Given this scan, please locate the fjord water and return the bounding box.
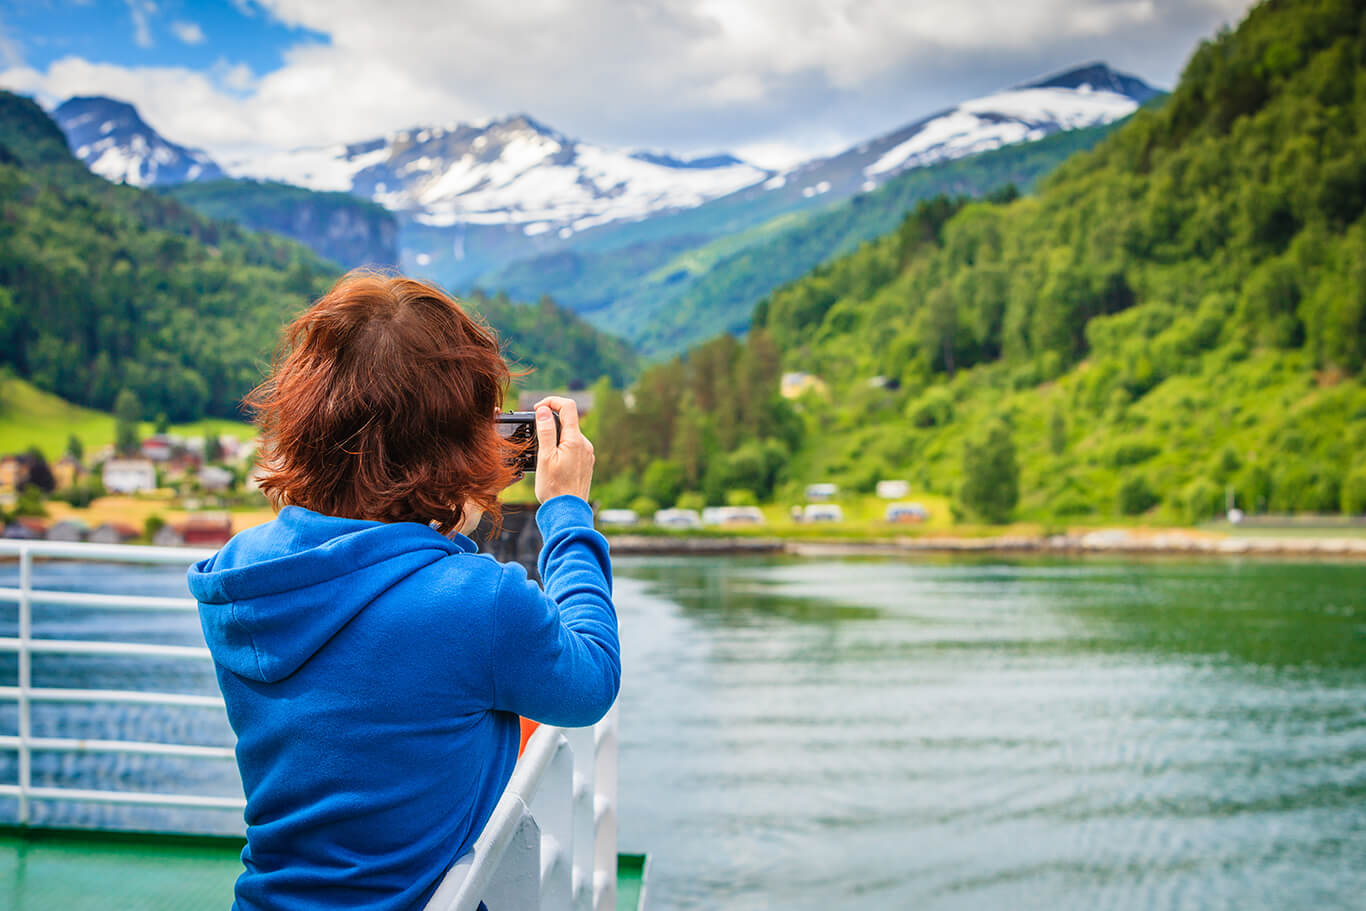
[2,556,1364,909]
[611,556,1366,910]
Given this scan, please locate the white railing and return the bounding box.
[424,710,619,911]
[0,539,620,911]
[0,539,231,822]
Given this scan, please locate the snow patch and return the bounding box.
[864,86,1137,180]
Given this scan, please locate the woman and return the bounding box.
[187,271,619,910]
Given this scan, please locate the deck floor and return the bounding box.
[1,827,645,910]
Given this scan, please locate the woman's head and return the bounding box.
[247,270,522,535]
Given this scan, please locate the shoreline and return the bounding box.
[607,529,1366,560]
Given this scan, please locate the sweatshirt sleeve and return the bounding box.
[489,495,620,727]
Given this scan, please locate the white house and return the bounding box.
[102,458,157,494]
[805,483,839,501]
[198,465,234,491]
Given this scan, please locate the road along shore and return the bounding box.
[607,528,1366,560]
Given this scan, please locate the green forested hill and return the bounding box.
[163,179,399,270]
[0,91,335,422]
[0,92,636,428]
[591,0,1366,523]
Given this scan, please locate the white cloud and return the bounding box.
[125,0,158,49]
[3,0,1258,163]
[0,15,24,70]
[171,21,206,46]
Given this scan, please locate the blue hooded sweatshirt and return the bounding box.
[186,495,619,911]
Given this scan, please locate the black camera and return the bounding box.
[495,411,562,473]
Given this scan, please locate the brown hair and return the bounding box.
[246,270,524,535]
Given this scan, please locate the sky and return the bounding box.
[0,0,1257,169]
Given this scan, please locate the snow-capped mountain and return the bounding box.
[229,115,771,237]
[52,96,224,187]
[763,62,1156,204]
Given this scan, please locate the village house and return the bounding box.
[198,465,234,492]
[159,512,234,548]
[89,522,139,545]
[140,435,173,462]
[47,519,89,542]
[53,455,83,490]
[3,517,48,539]
[102,458,157,494]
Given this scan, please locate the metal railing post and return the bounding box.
[530,733,575,908]
[566,725,596,911]
[593,707,619,911]
[16,544,31,825]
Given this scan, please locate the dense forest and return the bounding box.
[0,93,637,426]
[592,0,1366,522]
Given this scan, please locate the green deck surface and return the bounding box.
[1,827,647,910]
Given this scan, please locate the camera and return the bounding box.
[496,411,561,473]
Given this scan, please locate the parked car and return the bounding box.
[702,506,765,525]
[654,508,702,529]
[803,504,844,522]
[885,502,930,523]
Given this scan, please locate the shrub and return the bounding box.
[1051,492,1093,517]
[907,387,954,428]
[724,489,758,507]
[1182,476,1224,522]
[1341,468,1366,515]
[1110,441,1161,467]
[675,491,706,511]
[1117,474,1160,515]
[629,496,660,518]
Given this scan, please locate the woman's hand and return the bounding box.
[534,396,594,503]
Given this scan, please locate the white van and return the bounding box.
[803,504,844,522]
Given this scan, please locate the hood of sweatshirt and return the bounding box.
[187,505,477,683]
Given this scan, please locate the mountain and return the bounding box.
[0,91,637,427]
[587,0,1366,521]
[229,114,770,251]
[727,62,1152,214]
[485,63,1157,354]
[52,95,225,187]
[162,179,400,270]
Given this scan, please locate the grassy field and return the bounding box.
[0,377,256,461]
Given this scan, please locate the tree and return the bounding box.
[24,446,54,492]
[641,459,684,507]
[65,433,83,462]
[1049,406,1067,456]
[114,388,142,456]
[154,412,170,435]
[959,421,1019,523]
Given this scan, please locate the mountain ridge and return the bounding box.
[53,95,224,187]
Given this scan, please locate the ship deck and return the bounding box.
[0,826,646,910]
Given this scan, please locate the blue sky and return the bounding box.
[5,1,325,77]
[0,0,1257,168]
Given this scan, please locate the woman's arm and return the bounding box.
[490,495,619,726]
